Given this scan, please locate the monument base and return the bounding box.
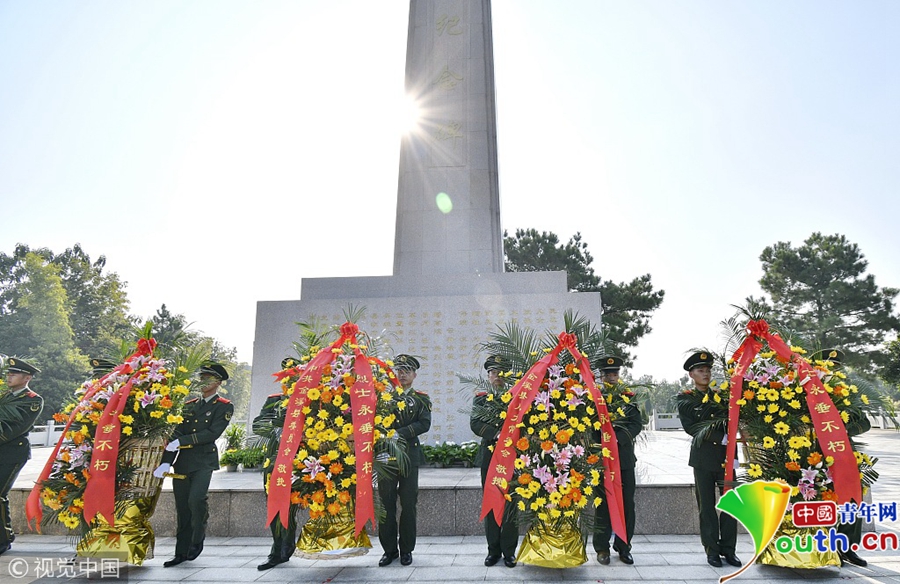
[250,271,601,445]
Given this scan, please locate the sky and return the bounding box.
[2,1,899,382]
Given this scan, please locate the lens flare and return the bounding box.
[435,192,453,213]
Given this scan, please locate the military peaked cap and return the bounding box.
[683,351,714,371]
[90,358,117,376]
[7,357,40,375]
[199,362,229,380]
[594,356,623,371]
[484,354,511,372]
[394,354,420,371]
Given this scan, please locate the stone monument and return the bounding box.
[249,0,601,444]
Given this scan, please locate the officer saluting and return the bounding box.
[0,358,43,556]
[377,354,431,567]
[154,362,234,567]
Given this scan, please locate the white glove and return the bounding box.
[721,435,728,446]
[153,463,171,478]
[165,439,180,452]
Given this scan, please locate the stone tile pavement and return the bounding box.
[2,532,900,584]
[5,430,899,583]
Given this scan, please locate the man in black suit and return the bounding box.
[0,358,43,556]
[676,351,740,568]
[593,356,642,565]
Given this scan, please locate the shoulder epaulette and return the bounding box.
[268,392,283,398]
[216,397,232,404]
[475,391,487,397]
[415,390,428,397]
[26,390,40,398]
[186,397,199,403]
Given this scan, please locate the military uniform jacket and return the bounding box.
[0,388,43,465]
[161,395,234,472]
[252,393,286,462]
[395,389,431,468]
[610,403,643,471]
[676,388,728,472]
[470,392,501,468]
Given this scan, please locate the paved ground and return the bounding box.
[2,532,900,584]
[4,430,898,583]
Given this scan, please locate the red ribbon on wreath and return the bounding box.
[725,320,861,504]
[25,338,157,531]
[266,322,380,536]
[480,332,628,544]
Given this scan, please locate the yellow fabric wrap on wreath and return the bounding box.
[758,513,840,569]
[295,508,371,560]
[516,520,587,568]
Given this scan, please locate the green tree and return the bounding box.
[503,229,665,364]
[13,253,88,417]
[54,244,133,359]
[758,232,900,370]
[0,244,132,361]
[880,335,900,402]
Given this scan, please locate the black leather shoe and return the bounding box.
[0,544,10,556]
[597,550,610,564]
[840,550,867,567]
[378,552,398,567]
[484,554,501,566]
[707,554,723,567]
[618,550,634,564]
[721,553,742,567]
[400,552,413,565]
[257,556,289,570]
[186,543,203,560]
[503,556,516,568]
[163,555,187,567]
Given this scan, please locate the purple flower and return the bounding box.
[565,395,585,408]
[800,468,818,484]
[799,482,817,501]
[532,464,553,486]
[140,392,159,408]
[302,457,324,477]
[552,448,573,469]
[533,391,553,412]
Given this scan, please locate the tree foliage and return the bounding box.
[503,229,665,364]
[758,232,900,371]
[0,243,251,420]
[4,253,87,413]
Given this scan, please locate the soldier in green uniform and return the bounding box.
[154,362,234,567]
[0,358,43,556]
[470,354,518,568]
[377,354,431,567]
[254,358,298,571]
[593,356,642,565]
[676,351,740,568]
